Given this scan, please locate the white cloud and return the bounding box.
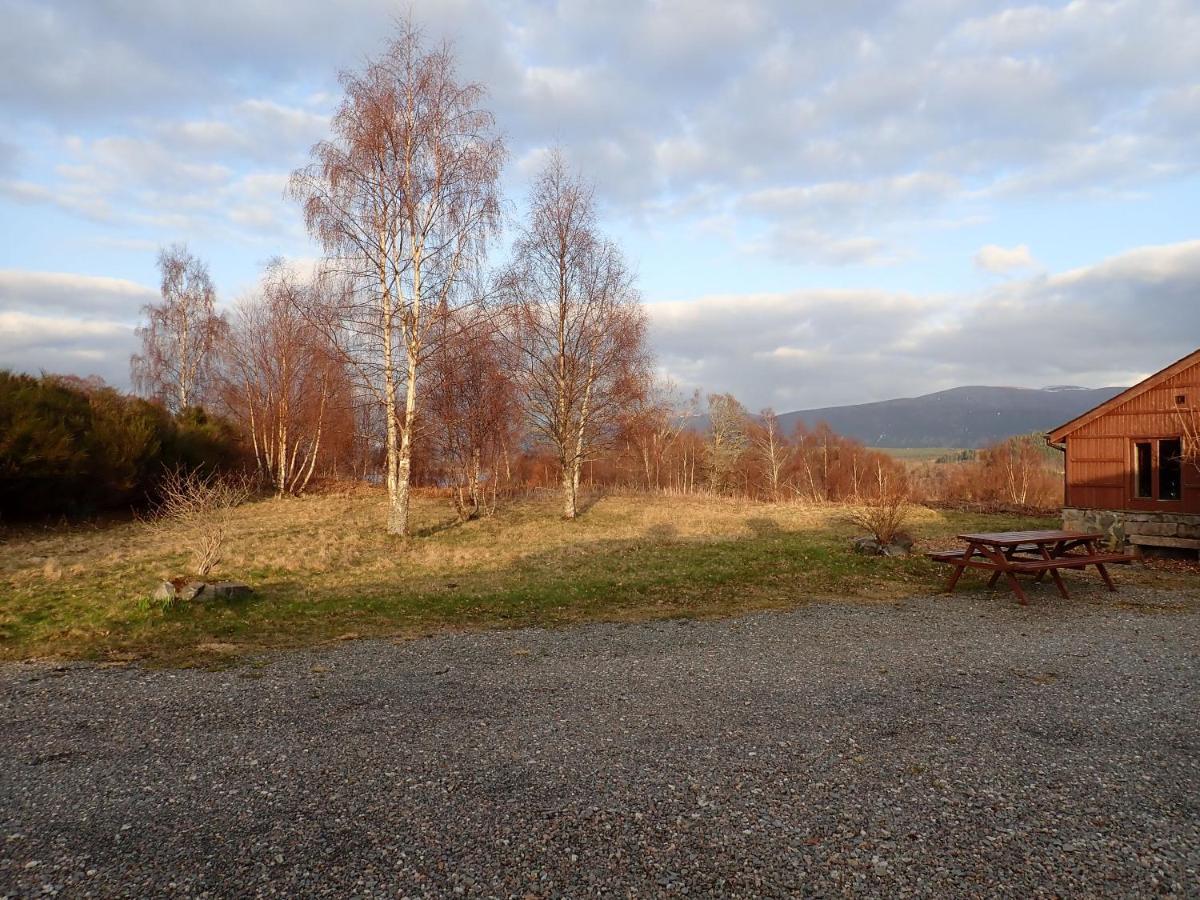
[0,270,155,318]
[650,239,1200,409]
[4,0,1197,252]
[0,270,158,386]
[0,311,137,386]
[974,243,1038,274]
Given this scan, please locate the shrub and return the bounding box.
[0,370,248,519]
[151,468,252,576]
[846,489,912,546]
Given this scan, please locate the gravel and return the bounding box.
[2,585,1198,898]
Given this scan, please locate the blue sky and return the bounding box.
[2,0,1199,409]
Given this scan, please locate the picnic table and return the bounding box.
[928,530,1134,605]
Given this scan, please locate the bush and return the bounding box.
[0,370,247,519]
[151,468,251,576]
[846,489,912,546]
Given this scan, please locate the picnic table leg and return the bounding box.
[979,543,1028,605]
[945,544,974,592]
[1002,570,1029,605]
[1087,540,1118,591]
[1038,543,1070,599]
[990,546,1022,587]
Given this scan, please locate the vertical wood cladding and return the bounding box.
[1059,356,1200,514]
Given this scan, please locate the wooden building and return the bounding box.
[1047,348,1200,553]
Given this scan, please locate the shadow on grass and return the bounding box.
[410,516,466,539]
[744,516,782,537]
[5,505,1065,666]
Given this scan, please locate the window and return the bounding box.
[1135,441,1153,498]
[1133,438,1183,502]
[1161,438,1183,501]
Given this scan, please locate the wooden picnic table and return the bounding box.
[927,530,1134,605]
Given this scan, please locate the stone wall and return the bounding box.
[1063,506,1200,550]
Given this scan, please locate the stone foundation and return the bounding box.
[1063,507,1200,551]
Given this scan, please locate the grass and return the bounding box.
[875,447,967,461]
[0,489,1191,667]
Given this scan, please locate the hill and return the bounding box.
[772,385,1125,449]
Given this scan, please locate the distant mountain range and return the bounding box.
[707,385,1128,449]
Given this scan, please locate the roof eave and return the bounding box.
[1046,347,1200,442]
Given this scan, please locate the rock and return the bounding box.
[179,582,206,602]
[152,580,251,603]
[203,581,253,601]
[852,537,883,555]
[852,536,913,557]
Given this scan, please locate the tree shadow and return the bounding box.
[644,522,678,541]
[744,517,782,537]
[411,516,467,539]
[575,490,606,516]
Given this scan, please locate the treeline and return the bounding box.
[0,22,1067,524]
[909,434,1064,510]
[0,371,243,517]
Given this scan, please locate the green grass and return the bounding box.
[0,489,1149,667]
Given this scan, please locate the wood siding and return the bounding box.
[1063,359,1200,513]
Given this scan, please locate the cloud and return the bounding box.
[4,240,1198,407]
[0,269,155,318]
[650,239,1200,409]
[974,243,1038,274]
[4,0,1198,253]
[0,138,18,174]
[0,270,156,386]
[0,311,137,386]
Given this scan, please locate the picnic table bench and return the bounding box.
[927,530,1134,605]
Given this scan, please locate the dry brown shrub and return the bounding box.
[151,469,252,577]
[846,490,912,546]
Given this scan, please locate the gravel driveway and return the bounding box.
[2,587,1198,898]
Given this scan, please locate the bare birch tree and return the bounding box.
[221,262,350,497]
[290,23,503,535]
[1178,403,1200,473]
[502,152,649,519]
[131,244,226,413]
[622,380,696,491]
[705,393,750,495]
[750,408,791,501]
[425,309,519,521]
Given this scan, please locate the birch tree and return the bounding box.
[502,153,648,519]
[221,263,350,497]
[425,309,518,521]
[1178,403,1200,473]
[289,23,503,535]
[705,393,750,494]
[131,244,226,413]
[750,408,791,501]
[622,380,695,491]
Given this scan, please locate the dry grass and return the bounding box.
[1,488,1193,666]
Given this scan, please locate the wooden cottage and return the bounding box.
[1047,348,1200,553]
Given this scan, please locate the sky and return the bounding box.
[1,0,1198,411]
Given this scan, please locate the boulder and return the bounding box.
[852,535,914,557]
[179,582,206,602]
[202,581,253,601]
[151,580,252,603]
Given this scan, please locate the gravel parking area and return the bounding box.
[2,587,1198,898]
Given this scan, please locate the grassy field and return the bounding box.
[875,447,967,460]
[0,489,1190,666]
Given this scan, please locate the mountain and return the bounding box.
[770,385,1127,449]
